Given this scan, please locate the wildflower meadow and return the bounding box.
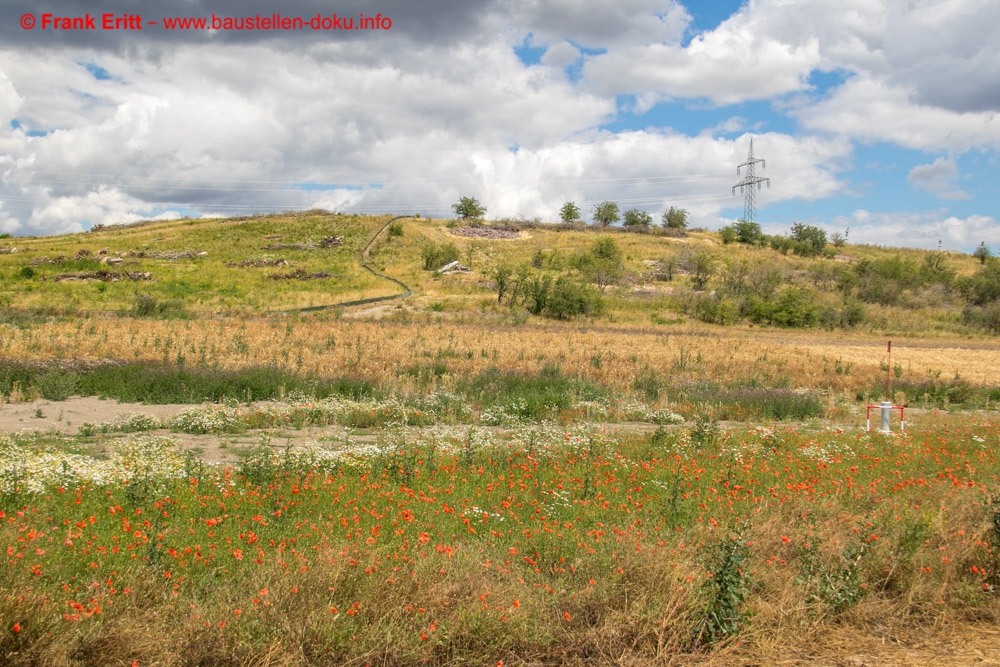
[2,416,1000,664]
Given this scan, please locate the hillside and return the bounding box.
[0,211,995,338]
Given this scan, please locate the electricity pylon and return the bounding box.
[732,138,770,225]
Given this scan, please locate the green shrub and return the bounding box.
[543,276,601,319]
[421,243,460,271]
[131,294,189,319]
[693,534,753,647]
[748,288,820,327]
[961,261,1000,306]
[457,368,607,419]
[515,272,552,315]
[36,369,78,401]
[769,235,794,254]
[790,223,827,256]
[691,293,740,325]
[720,220,764,245]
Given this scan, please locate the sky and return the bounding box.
[0,0,998,252]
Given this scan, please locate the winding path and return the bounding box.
[295,215,413,313]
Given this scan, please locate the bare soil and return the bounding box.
[0,397,370,464]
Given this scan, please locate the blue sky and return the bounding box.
[0,0,998,251]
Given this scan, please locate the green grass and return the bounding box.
[455,366,611,419]
[665,381,827,420]
[0,360,378,404]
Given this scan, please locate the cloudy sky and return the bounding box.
[1,0,998,251]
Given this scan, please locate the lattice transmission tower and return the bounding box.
[732,138,770,225]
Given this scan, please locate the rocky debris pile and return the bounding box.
[261,236,343,250]
[54,271,151,282]
[227,258,290,268]
[269,269,336,281]
[437,260,471,275]
[449,227,520,240]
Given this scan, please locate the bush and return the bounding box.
[131,294,189,319]
[670,383,825,420]
[964,303,1000,333]
[544,276,601,319]
[790,223,827,256]
[747,287,820,327]
[769,235,794,254]
[66,362,377,404]
[421,243,460,271]
[691,293,740,325]
[973,242,993,265]
[840,299,866,327]
[387,221,404,237]
[36,369,78,401]
[577,237,623,292]
[961,261,1000,306]
[685,251,715,290]
[515,272,552,315]
[720,220,764,245]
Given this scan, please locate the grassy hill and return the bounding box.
[0,211,994,338]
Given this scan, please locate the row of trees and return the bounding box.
[561,201,689,230]
[453,195,689,230]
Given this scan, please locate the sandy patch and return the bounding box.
[0,396,373,464]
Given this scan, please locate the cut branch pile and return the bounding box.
[226,259,290,268]
[125,249,207,260]
[53,271,151,282]
[269,269,336,281]
[260,236,343,250]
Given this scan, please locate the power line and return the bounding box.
[731,137,770,226]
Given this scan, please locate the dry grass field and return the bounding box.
[2,316,997,397]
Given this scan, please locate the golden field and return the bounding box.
[3,315,997,395]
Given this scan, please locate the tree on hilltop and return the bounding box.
[591,201,619,226]
[453,196,486,220]
[559,202,581,223]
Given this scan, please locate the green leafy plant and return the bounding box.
[692,532,753,648]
